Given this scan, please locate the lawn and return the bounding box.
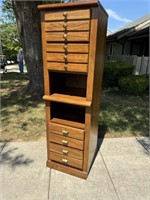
[99,88,149,138]
[0,72,149,141]
[1,72,45,141]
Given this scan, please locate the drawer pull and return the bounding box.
[64,55,67,60]
[63,12,67,17]
[64,65,67,70]
[62,150,68,155]
[62,158,68,164]
[63,34,67,39]
[63,45,67,51]
[62,130,68,136]
[63,23,67,29]
[62,140,68,146]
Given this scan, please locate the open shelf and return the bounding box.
[50,102,85,127]
[43,94,91,107]
[49,72,87,97]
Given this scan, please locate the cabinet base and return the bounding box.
[47,160,88,179]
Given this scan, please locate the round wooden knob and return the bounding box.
[63,34,67,39]
[64,65,67,70]
[63,12,67,17]
[63,23,67,29]
[63,45,67,51]
[64,55,67,60]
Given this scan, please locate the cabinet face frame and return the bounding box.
[39,1,108,179]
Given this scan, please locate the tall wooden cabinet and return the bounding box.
[38,0,108,179]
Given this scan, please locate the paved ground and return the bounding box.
[0,137,150,200]
[0,64,27,74]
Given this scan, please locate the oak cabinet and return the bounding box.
[38,0,108,179]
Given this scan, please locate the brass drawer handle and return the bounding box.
[63,23,67,29]
[63,45,67,51]
[63,34,67,40]
[62,158,68,164]
[64,55,67,60]
[62,130,68,136]
[62,150,68,155]
[62,140,68,146]
[63,11,67,17]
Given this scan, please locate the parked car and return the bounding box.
[0,55,7,73]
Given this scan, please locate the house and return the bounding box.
[106,13,150,57]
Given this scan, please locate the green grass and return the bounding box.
[0,73,149,142]
[1,72,45,142]
[99,88,149,137]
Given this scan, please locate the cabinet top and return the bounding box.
[38,0,107,15]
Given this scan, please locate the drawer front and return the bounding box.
[49,133,84,150]
[49,123,84,140]
[44,9,90,21]
[45,20,90,31]
[49,151,83,169]
[50,143,83,160]
[47,53,88,63]
[47,62,87,73]
[46,43,89,53]
[46,32,89,42]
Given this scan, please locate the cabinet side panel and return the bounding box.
[41,12,51,161]
[83,8,98,172]
[88,7,108,171]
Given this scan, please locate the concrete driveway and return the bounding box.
[0,137,150,200]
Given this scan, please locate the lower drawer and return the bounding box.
[49,133,84,150]
[49,143,83,160]
[47,62,87,73]
[49,122,84,140]
[50,151,83,170]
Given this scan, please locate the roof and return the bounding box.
[107,13,150,41]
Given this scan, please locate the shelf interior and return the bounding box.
[50,102,85,125]
[49,72,87,97]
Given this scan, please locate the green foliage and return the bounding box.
[0,0,21,61]
[119,75,149,96]
[2,0,15,22]
[100,91,149,137]
[103,60,135,87]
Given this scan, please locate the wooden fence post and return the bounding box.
[140,56,149,75]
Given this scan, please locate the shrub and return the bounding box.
[103,60,135,87]
[118,75,149,96]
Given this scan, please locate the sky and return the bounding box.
[0,0,149,32]
[100,0,150,33]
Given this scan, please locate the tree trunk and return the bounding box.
[12,1,44,95]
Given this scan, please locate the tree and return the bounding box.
[12,1,44,94]
[0,0,20,61]
[3,0,63,94]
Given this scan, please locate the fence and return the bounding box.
[106,55,149,75]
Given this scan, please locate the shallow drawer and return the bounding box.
[49,133,84,150]
[46,32,89,42]
[44,9,90,21]
[46,43,89,53]
[49,122,84,140]
[49,151,83,170]
[47,53,88,63]
[45,20,90,31]
[47,62,87,73]
[49,143,83,160]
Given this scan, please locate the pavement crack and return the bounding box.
[0,142,7,154]
[136,137,150,153]
[47,169,51,200]
[100,151,121,200]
